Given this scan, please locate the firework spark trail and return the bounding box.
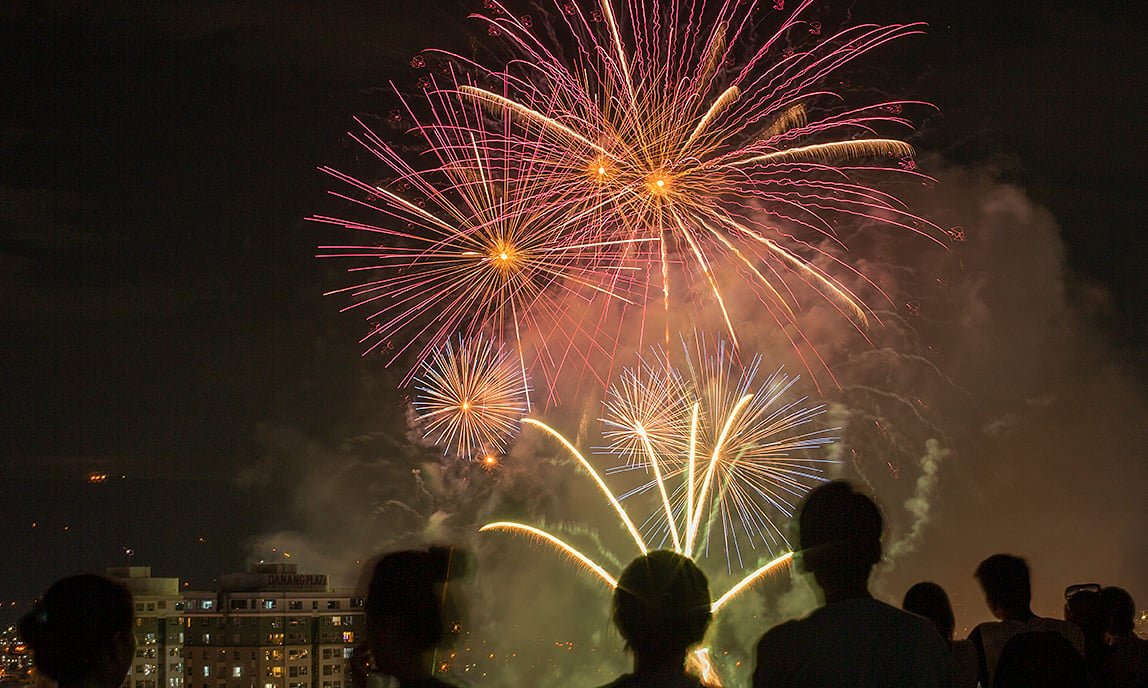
[525,417,648,554]
[479,522,619,587]
[313,79,648,394]
[482,344,833,619]
[412,337,529,460]
[447,0,946,382]
[710,551,794,612]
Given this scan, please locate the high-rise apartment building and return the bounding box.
[107,566,186,688]
[182,564,363,688]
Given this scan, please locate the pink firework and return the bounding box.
[447,0,946,383]
[313,78,646,397]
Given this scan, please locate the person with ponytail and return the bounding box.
[351,546,467,688]
[19,574,135,688]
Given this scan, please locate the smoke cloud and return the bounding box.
[246,159,1147,685]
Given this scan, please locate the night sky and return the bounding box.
[2,0,1145,645]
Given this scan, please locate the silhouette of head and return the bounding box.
[1099,586,1136,636]
[18,574,134,688]
[364,546,465,675]
[796,481,883,591]
[993,631,1087,688]
[902,581,956,640]
[1065,588,1106,649]
[974,554,1030,618]
[613,550,712,662]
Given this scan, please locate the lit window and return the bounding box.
[202,601,214,610]
[203,667,210,678]
[263,600,276,610]
[330,617,340,626]
[341,632,354,643]
[232,668,242,678]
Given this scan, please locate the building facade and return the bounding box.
[182,564,363,688]
[107,567,186,688]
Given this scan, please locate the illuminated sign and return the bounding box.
[265,574,327,588]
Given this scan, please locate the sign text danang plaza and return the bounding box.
[265,573,328,588]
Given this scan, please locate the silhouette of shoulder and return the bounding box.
[948,638,979,688]
[1101,634,1148,688]
[969,614,1085,684]
[754,597,953,688]
[395,679,458,688]
[596,672,705,688]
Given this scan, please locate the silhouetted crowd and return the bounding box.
[20,481,1147,688]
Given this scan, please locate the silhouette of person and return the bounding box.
[992,631,1087,688]
[597,550,713,688]
[350,546,467,688]
[968,554,1084,687]
[1098,586,1148,688]
[903,582,978,688]
[752,481,953,688]
[1064,585,1114,684]
[18,574,135,688]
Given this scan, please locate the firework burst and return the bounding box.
[604,339,838,563]
[313,80,644,393]
[412,337,529,461]
[481,340,835,609]
[448,0,946,380]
